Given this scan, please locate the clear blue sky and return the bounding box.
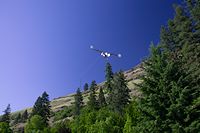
[0,0,181,112]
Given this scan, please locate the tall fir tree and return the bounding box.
[31,91,51,126]
[136,43,200,132]
[1,104,11,124]
[74,88,83,116]
[31,96,43,117]
[105,62,113,92]
[110,71,130,114]
[105,62,114,105]
[160,2,200,131]
[136,45,180,132]
[83,83,89,91]
[98,87,106,108]
[160,5,193,65]
[41,91,51,125]
[87,80,98,110]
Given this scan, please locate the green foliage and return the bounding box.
[105,62,113,85]
[98,87,106,108]
[83,83,89,91]
[53,106,73,122]
[0,122,12,133]
[110,71,130,114]
[89,80,97,91]
[87,80,98,110]
[1,104,11,124]
[31,96,43,116]
[25,115,71,133]
[74,88,83,116]
[13,113,22,124]
[136,41,200,132]
[159,1,200,132]
[21,110,29,122]
[51,120,71,133]
[31,91,51,126]
[25,115,46,133]
[136,45,181,132]
[105,62,114,104]
[70,107,124,133]
[41,91,51,125]
[123,101,141,133]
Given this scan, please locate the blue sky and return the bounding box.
[0,0,181,112]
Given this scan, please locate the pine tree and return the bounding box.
[186,0,200,42]
[74,88,83,116]
[136,45,179,132]
[1,104,11,124]
[31,92,51,126]
[136,43,200,132]
[160,2,200,131]
[160,5,193,62]
[98,87,106,108]
[31,96,43,117]
[22,110,28,122]
[105,62,114,105]
[105,62,113,92]
[87,80,98,110]
[41,91,51,126]
[111,71,130,114]
[83,83,89,91]
[123,101,141,133]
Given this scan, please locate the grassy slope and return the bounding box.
[11,63,144,130]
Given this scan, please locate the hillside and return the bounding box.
[11,63,144,131]
[51,63,144,112]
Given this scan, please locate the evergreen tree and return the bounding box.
[31,96,43,117]
[1,104,11,124]
[136,44,200,132]
[83,83,89,91]
[74,88,83,116]
[87,80,98,110]
[31,92,51,126]
[22,110,28,122]
[105,62,113,92]
[14,113,22,124]
[160,5,193,56]
[41,91,51,125]
[105,62,114,105]
[110,71,130,114]
[159,2,200,131]
[136,45,179,132]
[98,87,106,108]
[123,101,141,133]
[89,80,97,91]
[186,0,200,42]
